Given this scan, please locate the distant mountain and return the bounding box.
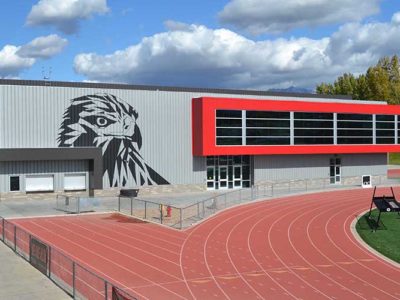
[268,86,315,94]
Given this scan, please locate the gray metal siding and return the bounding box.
[254,154,387,183]
[0,160,88,193]
[0,83,390,189]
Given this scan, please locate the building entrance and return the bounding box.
[206,156,250,190]
[330,157,341,184]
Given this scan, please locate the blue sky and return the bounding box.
[0,0,399,90]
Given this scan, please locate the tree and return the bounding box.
[316,55,400,104]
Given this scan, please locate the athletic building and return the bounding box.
[0,79,399,195]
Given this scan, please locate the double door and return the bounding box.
[207,165,242,190]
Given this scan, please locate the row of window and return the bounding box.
[9,174,86,192]
[216,109,400,145]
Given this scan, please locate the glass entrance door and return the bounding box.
[233,166,242,188]
[207,167,215,190]
[206,156,251,190]
[219,166,228,189]
[330,158,341,184]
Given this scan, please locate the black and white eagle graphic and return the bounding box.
[58,93,169,187]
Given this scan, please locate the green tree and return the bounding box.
[316,55,400,104]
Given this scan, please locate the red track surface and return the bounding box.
[9,188,400,299]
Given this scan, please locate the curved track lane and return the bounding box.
[11,188,400,299]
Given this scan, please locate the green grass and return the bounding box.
[389,153,400,165]
[356,210,400,263]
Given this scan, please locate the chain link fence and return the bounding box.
[0,217,138,300]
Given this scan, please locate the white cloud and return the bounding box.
[0,45,35,78]
[17,34,68,59]
[73,14,400,90]
[392,12,400,24]
[218,0,381,34]
[26,0,109,34]
[0,35,68,78]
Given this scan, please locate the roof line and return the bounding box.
[0,79,353,100]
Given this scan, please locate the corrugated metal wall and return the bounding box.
[0,160,88,192]
[254,153,387,182]
[0,83,390,190]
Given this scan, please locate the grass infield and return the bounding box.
[356,210,400,263]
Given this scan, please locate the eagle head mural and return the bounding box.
[58,93,169,187]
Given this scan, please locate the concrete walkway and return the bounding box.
[0,242,70,299]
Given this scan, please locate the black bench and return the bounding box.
[119,189,139,198]
[367,186,400,230]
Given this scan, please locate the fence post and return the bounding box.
[239,189,242,202]
[251,186,254,200]
[202,201,205,217]
[77,197,80,214]
[224,194,227,208]
[104,281,108,300]
[160,205,163,224]
[118,196,121,212]
[271,184,274,197]
[180,208,183,229]
[48,246,51,277]
[144,201,147,219]
[1,218,4,241]
[14,225,16,251]
[130,198,133,216]
[197,202,200,218]
[305,179,308,192]
[72,262,76,298]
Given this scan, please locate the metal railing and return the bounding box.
[117,174,386,229]
[0,216,138,300]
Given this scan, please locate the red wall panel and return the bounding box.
[192,97,400,156]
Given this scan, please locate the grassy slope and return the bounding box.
[356,210,400,263]
[389,153,400,165]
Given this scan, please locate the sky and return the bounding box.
[0,0,399,90]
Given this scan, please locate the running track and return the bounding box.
[9,188,400,299]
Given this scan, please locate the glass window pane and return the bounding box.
[207,167,214,179]
[376,130,395,137]
[337,137,373,144]
[337,121,372,129]
[206,156,215,166]
[294,112,333,120]
[242,166,250,180]
[376,115,394,122]
[219,156,228,165]
[207,182,214,188]
[216,110,242,118]
[242,156,250,165]
[216,128,242,137]
[336,166,340,175]
[294,137,333,145]
[233,156,241,164]
[10,176,20,192]
[234,167,241,178]
[216,119,242,127]
[376,122,395,129]
[376,137,395,144]
[228,166,233,181]
[294,129,333,137]
[247,128,290,137]
[330,177,335,184]
[246,137,290,145]
[337,129,372,137]
[246,119,290,127]
[294,120,333,128]
[246,111,289,119]
[336,158,341,165]
[220,167,227,179]
[216,138,242,145]
[337,114,372,121]
[242,181,250,188]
